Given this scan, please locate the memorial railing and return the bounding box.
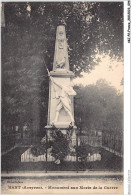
[1,129,123,173]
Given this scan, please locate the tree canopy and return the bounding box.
[3,2,123,74]
[1,2,123,135]
[74,79,123,134]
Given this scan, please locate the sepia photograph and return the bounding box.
[1,1,128,194]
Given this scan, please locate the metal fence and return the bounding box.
[102,131,123,157]
[1,129,123,173]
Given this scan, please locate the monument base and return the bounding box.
[45,125,77,149]
[21,147,77,163]
[45,124,77,129]
[21,126,77,163]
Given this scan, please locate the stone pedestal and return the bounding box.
[47,70,75,127]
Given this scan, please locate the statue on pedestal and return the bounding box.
[44,25,77,127]
[44,25,77,164]
[50,76,76,125]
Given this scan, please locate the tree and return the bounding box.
[74,79,123,134]
[3,2,123,74]
[1,2,123,137]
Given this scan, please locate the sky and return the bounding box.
[73,55,123,93]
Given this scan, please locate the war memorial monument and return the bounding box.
[21,25,77,164]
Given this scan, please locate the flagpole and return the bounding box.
[43,58,58,99]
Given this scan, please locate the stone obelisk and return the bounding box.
[45,25,77,130]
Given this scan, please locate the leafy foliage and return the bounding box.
[51,130,69,160]
[74,79,123,133]
[76,143,100,160]
[2,2,123,135]
[31,129,69,161]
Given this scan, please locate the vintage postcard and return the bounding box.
[1,0,130,194]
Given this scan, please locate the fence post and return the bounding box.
[76,130,78,173]
[45,129,48,173]
[114,134,116,155]
[14,133,16,147]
